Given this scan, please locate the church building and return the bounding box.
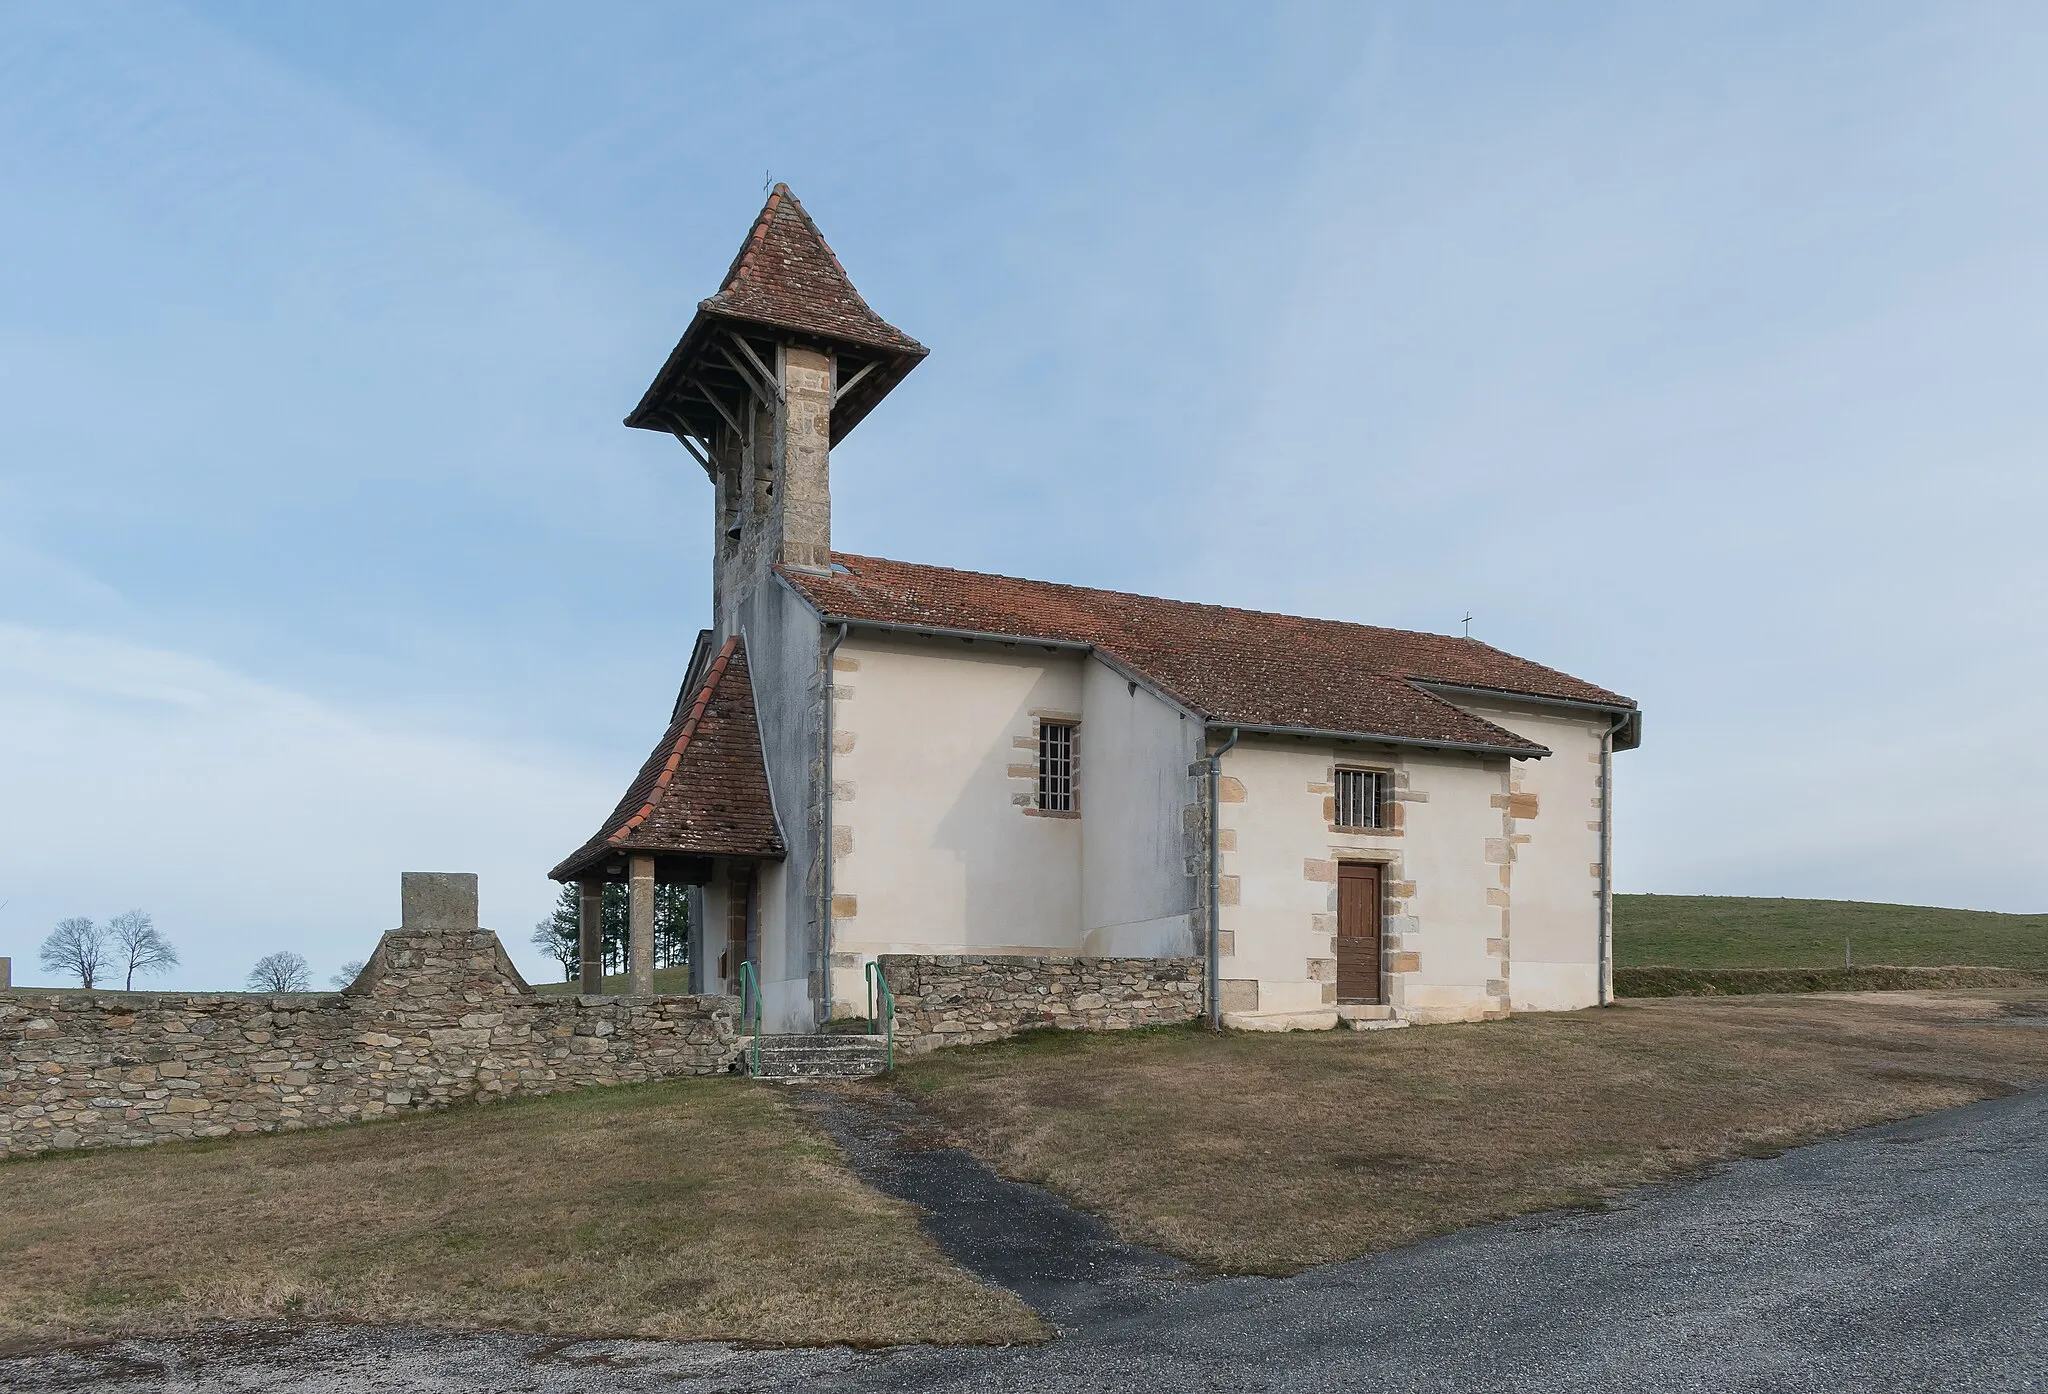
[551,186,1641,1035]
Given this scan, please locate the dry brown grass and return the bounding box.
[0,1077,1043,1348]
[888,991,2048,1274]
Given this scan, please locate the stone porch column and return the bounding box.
[629,854,656,997]
[577,877,604,994]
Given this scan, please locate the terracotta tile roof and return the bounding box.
[782,555,1637,757]
[626,184,928,451]
[550,636,785,881]
[699,184,926,355]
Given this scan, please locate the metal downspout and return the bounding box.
[1596,712,1629,1005]
[822,622,850,1023]
[1208,726,1241,1030]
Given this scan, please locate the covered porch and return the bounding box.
[549,634,787,1000]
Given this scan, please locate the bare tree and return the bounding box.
[108,909,178,990]
[39,917,108,989]
[247,951,311,993]
[532,917,577,982]
[329,959,367,990]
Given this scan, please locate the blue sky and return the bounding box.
[2,1,2043,989]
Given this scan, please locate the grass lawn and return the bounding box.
[0,1077,1041,1348]
[885,990,2048,1275]
[1617,894,2048,970]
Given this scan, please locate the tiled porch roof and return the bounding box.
[550,635,785,882]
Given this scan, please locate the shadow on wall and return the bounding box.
[925,668,1084,952]
[0,874,740,1160]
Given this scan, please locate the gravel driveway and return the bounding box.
[9,1086,2047,1392]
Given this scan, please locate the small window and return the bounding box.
[1335,768,1390,830]
[1038,722,1076,812]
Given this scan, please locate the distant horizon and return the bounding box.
[1617,893,2046,914]
[6,891,2040,998]
[2,2,2043,989]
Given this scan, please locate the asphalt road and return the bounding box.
[9,1087,2047,1392]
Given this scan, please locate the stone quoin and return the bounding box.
[547,185,1642,1037]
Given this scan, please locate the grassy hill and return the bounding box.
[1616,894,2048,971]
[519,898,2048,992]
[531,965,694,995]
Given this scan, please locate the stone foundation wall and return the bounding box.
[878,953,1203,1052]
[0,923,738,1159]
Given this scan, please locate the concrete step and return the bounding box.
[1336,1003,1394,1022]
[755,1058,888,1080]
[754,1049,887,1067]
[753,1033,889,1051]
[1223,1008,1339,1032]
[740,1034,890,1079]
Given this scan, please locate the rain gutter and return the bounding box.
[1207,726,1241,1030]
[1597,707,1631,1006]
[822,621,850,1021]
[1216,721,1550,761]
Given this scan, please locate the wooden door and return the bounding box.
[1336,863,1383,1003]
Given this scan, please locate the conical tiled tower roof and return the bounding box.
[626,184,927,452]
[698,185,925,354]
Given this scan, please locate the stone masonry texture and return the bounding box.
[878,954,1203,1053]
[0,927,739,1159]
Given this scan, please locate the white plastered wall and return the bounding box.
[1396,751,1515,1021]
[695,875,726,996]
[1451,700,1610,1012]
[826,635,1085,1015]
[693,858,801,1026]
[1078,660,1203,957]
[752,860,801,1029]
[1216,737,1512,1023]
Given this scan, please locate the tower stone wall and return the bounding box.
[712,344,836,641]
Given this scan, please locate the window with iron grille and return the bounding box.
[1335,768,1390,830]
[1038,722,1076,812]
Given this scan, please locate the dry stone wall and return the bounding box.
[1,900,739,1160]
[878,953,1203,1052]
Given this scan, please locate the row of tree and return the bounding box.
[30,891,672,993]
[38,911,178,990]
[529,881,690,981]
[35,914,364,993]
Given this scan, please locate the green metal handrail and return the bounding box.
[864,960,896,1071]
[739,959,761,1077]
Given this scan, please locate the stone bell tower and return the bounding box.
[623,184,928,637]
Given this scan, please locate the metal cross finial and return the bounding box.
[1462,612,1474,638]
[764,169,773,193]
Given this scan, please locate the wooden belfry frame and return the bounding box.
[548,183,926,999]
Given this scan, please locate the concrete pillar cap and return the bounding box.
[401,873,479,930]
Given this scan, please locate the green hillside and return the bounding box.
[1616,894,2048,970]
[531,965,694,995]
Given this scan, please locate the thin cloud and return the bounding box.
[0,623,608,988]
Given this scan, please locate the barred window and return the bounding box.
[1335,768,1390,830]
[1038,722,1076,812]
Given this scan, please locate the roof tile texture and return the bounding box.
[782,554,1634,754]
[699,185,925,355]
[550,637,785,880]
